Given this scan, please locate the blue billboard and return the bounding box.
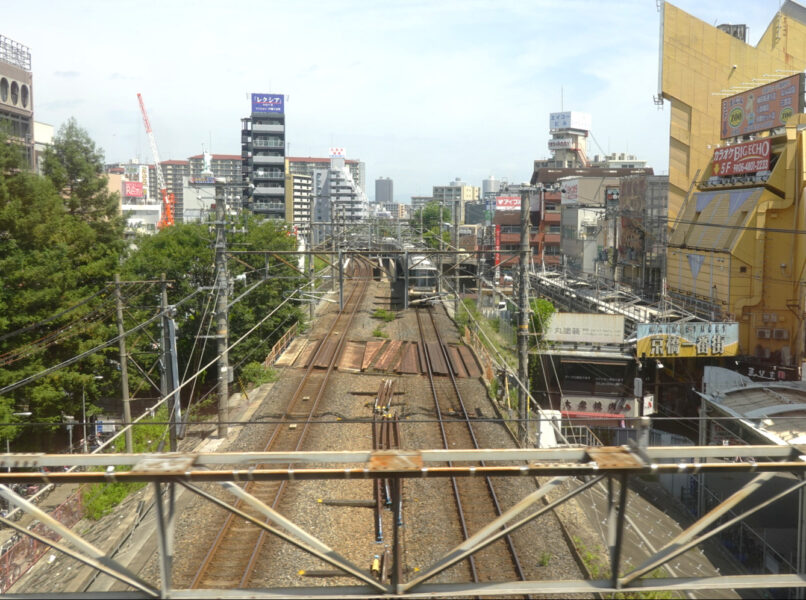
[251,93,284,114]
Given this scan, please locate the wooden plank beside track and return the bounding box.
[457,344,482,378]
[363,340,386,370]
[338,341,365,372]
[448,345,468,378]
[295,338,320,368]
[375,340,403,371]
[427,342,448,375]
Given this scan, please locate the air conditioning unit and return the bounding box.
[756,328,771,339]
[773,329,789,340]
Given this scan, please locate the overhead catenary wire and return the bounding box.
[0,287,204,396]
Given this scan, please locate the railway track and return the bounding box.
[190,257,373,589]
[415,305,526,586]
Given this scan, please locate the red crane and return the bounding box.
[137,93,175,229]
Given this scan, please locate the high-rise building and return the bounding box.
[432,178,479,224]
[312,155,369,244]
[0,35,34,168]
[285,172,313,239]
[242,93,286,219]
[148,160,190,221]
[482,176,502,200]
[411,196,433,211]
[375,177,393,204]
[189,153,241,182]
[288,156,366,196]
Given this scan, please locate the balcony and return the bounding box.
[253,123,284,134]
[542,211,561,224]
[253,155,284,166]
[543,233,561,244]
[253,170,284,181]
[251,202,285,214]
[254,186,285,196]
[253,139,285,149]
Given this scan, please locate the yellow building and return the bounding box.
[662,1,806,367]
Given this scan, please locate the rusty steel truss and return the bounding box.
[1,444,806,598]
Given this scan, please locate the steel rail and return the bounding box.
[422,306,527,585]
[416,307,480,583]
[426,307,527,582]
[190,258,373,589]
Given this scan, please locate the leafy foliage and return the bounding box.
[412,202,452,249]
[0,123,124,446]
[240,362,278,386]
[529,298,555,340]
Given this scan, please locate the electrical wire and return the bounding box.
[0,287,203,396]
[0,285,113,343]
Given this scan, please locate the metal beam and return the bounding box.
[620,473,806,587]
[403,476,603,592]
[180,482,387,593]
[1,445,803,470]
[0,485,158,596]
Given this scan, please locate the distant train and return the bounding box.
[407,254,438,297]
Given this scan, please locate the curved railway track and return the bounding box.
[415,305,526,585]
[190,257,373,589]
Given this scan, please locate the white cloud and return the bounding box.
[4,0,783,199]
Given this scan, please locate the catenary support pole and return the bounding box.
[160,273,176,451]
[114,273,133,453]
[338,249,344,311]
[403,250,409,310]
[454,201,459,317]
[215,178,229,439]
[517,187,531,446]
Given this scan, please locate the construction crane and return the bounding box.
[137,93,175,229]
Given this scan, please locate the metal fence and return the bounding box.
[0,491,83,592]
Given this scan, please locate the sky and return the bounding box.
[5,0,787,202]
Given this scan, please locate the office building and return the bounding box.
[242,93,286,219]
[661,1,806,367]
[285,172,313,239]
[312,155,369,244]
[411,196,433,211]
[432,178,480,224]
[0,35,33,168]
[375,177,393,204]
[288,156,366,196]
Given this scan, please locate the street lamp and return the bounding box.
[63,415,76,453]
[82,375,103,453]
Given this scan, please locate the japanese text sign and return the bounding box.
[251,93,284,114]
[721,74,804,139]
[712,139,771,176]
[636,322,739,358]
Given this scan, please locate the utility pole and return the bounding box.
[438,196,444,294]
[453,201,459,317]
[214,178,229,439]
[517,187,531,446]
[160,273,174,451]
[477,256,484,310]
[338,248,344,310]
[114,274,133,453]
[309,259,315,321]
[403,249,409,310]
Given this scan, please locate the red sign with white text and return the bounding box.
[712,139,771,176]
[124,181,144,198]
[495,195,521,211]
[494,224,501,268]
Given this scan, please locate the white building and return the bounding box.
[312,155,369,243]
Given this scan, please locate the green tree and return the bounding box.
[529,297,555,341]
[0,123,124,445]
[412,202,451,249]
[122,216,303,406]
[42,118,124,247]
